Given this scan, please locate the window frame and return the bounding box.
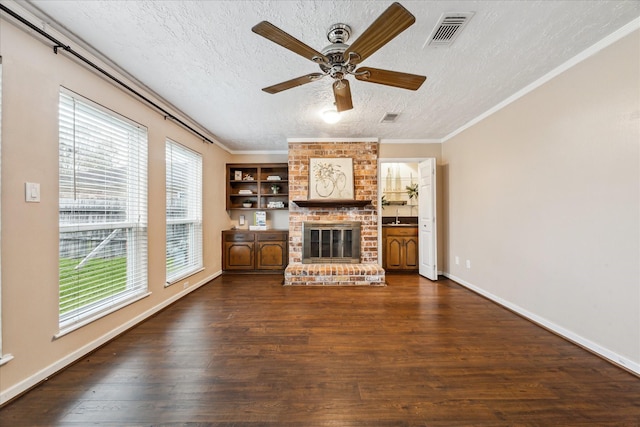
[57,88,149,336]
[165,139,203,285]
[0,56,10,365]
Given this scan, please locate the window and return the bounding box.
[166,140,202,284]
[0,56,7,365]
[58,89,148,332]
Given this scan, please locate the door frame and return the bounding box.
[377,158,432,268]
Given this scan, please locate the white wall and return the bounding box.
[442,29,640,372]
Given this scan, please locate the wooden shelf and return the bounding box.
[292,199,372,208]
[226,163,288,210]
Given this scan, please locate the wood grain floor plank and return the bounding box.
[1,273,639,425]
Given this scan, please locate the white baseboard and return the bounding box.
[443,272,640,376]
[0,270,222,405]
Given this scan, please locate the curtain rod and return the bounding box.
[0,3,216,145]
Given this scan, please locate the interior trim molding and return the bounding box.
[0,270,223,406]
[1,0,228,151]
[443,272,640,376]
[287,137,379,143]
[441,17,640,143]
[227,149,288,155]
[379,138,443,144]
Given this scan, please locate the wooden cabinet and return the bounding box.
[256,233,288,270]
[223,231,255,270]
[226,163,288,210]
[223,230,288,272]
[382,226,419,271]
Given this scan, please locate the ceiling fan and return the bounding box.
[251,2,426,113]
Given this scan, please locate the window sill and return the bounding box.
[0,354,14,366]
[165,267,204,287]
[54,292,151,339]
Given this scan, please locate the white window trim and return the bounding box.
[54,292,151,339]
[58,88,148,333]
[165,139,203,285]
[0,56,9,366]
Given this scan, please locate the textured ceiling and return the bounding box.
[24,0,640,152]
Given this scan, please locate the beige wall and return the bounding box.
[442,30,640,370]
[379,142,442,160]
[0,19,232,402]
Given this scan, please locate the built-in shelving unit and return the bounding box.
[226,163,288,210]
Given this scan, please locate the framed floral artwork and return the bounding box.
[309,158,354,200]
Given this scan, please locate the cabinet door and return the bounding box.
[256,241,286,270]
[404,237,419,269]
[385,237,404,270]
[224,242,254,270]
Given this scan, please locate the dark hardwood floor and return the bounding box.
[1,274,639,426]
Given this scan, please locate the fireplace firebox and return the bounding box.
[302,221,361,264]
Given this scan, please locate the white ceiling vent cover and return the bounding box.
[426,12,475,47]
[380,113,399,123]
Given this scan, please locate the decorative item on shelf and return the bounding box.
[242,200,252,208]
[267,201,285,209]
[254,211,267,227]
[242,173,254,181]
[234,170,243,180]
[238,189,253,195]
[266,175,281,181]
[385,168,392,192]
[406,182,418,203]
[270,184,280,194]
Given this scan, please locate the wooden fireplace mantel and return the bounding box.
[292,199,372,208]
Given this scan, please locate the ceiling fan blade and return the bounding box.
[355,67,426,90]
[252,21,328,63]
[262,73,325,94]
[344,2,415,65]
[333,80,353,112]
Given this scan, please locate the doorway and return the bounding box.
[378,158,437,280]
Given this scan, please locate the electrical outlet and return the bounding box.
[455,256,460,265]
[183,281,189,289]
[466,260,471,269]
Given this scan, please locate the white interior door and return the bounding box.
[418,158,437,280]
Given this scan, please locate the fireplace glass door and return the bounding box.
[303,222,360,264]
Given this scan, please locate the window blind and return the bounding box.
[166,139,203,283]
[58,89,148,331]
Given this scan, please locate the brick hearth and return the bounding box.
[284,140,386,286]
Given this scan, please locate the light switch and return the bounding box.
[25,182,40,203]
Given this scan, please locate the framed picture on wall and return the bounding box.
[309,157,354,200]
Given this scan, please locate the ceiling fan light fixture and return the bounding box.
[322,108,341,124]
[253,2,426,114]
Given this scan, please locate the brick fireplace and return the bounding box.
[284,139,386,286]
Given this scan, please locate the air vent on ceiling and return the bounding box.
[380,113,399,123]
[426,12,474,47]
